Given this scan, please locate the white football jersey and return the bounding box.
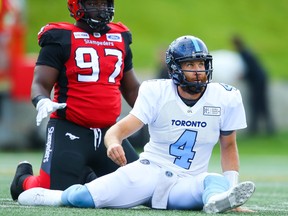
[130,79,247,177]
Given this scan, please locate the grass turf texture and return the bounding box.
[25,0,288,80]
[1,130,288,215]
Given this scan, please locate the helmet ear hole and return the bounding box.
[67,0,85,20]
[76,10,84,20]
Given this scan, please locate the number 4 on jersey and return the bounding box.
[169,130,197,169]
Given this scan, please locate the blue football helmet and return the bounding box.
[166,35,213,93]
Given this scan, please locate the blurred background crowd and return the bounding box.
[0,0,287,150]
[0,0,40,150]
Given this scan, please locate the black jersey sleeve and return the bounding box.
[37,28,71,71]
[36,44,65,71]
[122,31,133,72]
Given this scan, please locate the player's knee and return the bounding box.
[61,184,81,206]
[61,184,95,208]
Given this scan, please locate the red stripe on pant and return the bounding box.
[23,169,50,189]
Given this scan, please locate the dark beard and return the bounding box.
[180,84,206,95]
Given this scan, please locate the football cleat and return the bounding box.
[10,161,33,201]
[203,181,255,213]
[18,187,63,206]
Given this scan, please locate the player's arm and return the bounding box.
[31,44,66,125]
[31,65,58,100]
[31,43,63,102]
[120,68,140,107]
[119,33,140,108]
[219,131,240,187]
[104,114,144,166]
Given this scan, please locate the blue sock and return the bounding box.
[61,184,95,208]
[202,175,230,204]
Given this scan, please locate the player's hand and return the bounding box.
[107,143,127,167]
[36,98,66,126]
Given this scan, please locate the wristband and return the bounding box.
[223,170,239,188]
[32,95,49,108]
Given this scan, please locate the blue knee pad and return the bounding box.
[61,184,95,208]
[202,175,230,204]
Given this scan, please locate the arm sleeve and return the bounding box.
[221,89,247,131]
[36,44,66,71]
[37,26,71,70]
[130,81,158,124]
[122,31,133,72]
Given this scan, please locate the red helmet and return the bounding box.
[67,0,114,29]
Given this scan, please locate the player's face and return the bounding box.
[84,0,108,20]
[84,0,107,8]
[180,60,207,83]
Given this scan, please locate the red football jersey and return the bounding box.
[37,22,132,128]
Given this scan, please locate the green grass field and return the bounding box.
[1,131,288,215]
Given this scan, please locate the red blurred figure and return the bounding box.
[0,0,13,102]
[0,0,34,102]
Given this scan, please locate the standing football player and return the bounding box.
[18,35,255,213]
[10,0,140,201]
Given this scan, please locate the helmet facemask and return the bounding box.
[68,0,114,31]
[166,36,213,95]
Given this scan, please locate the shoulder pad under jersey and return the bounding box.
[107,22,130,33]
[37,22,74,47]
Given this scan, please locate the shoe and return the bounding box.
[203,181,255,213]
[10,161,33,201]
[18,187,63,206]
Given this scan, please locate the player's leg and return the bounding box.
[10,119,61,200]
[62,184,94,208]
[122,138,139,163]
[48,119,96,189]
[11,118,94,202]
[18,187,63,206]
[202,174,255,213]
[89,130,139,177]
[167,172,207,210]
[84,160,158,208]
[79,166,97,183]
[10,119,60,201]
[10,161,34,200]
[16,120,95,206]
[202,174,230,204]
